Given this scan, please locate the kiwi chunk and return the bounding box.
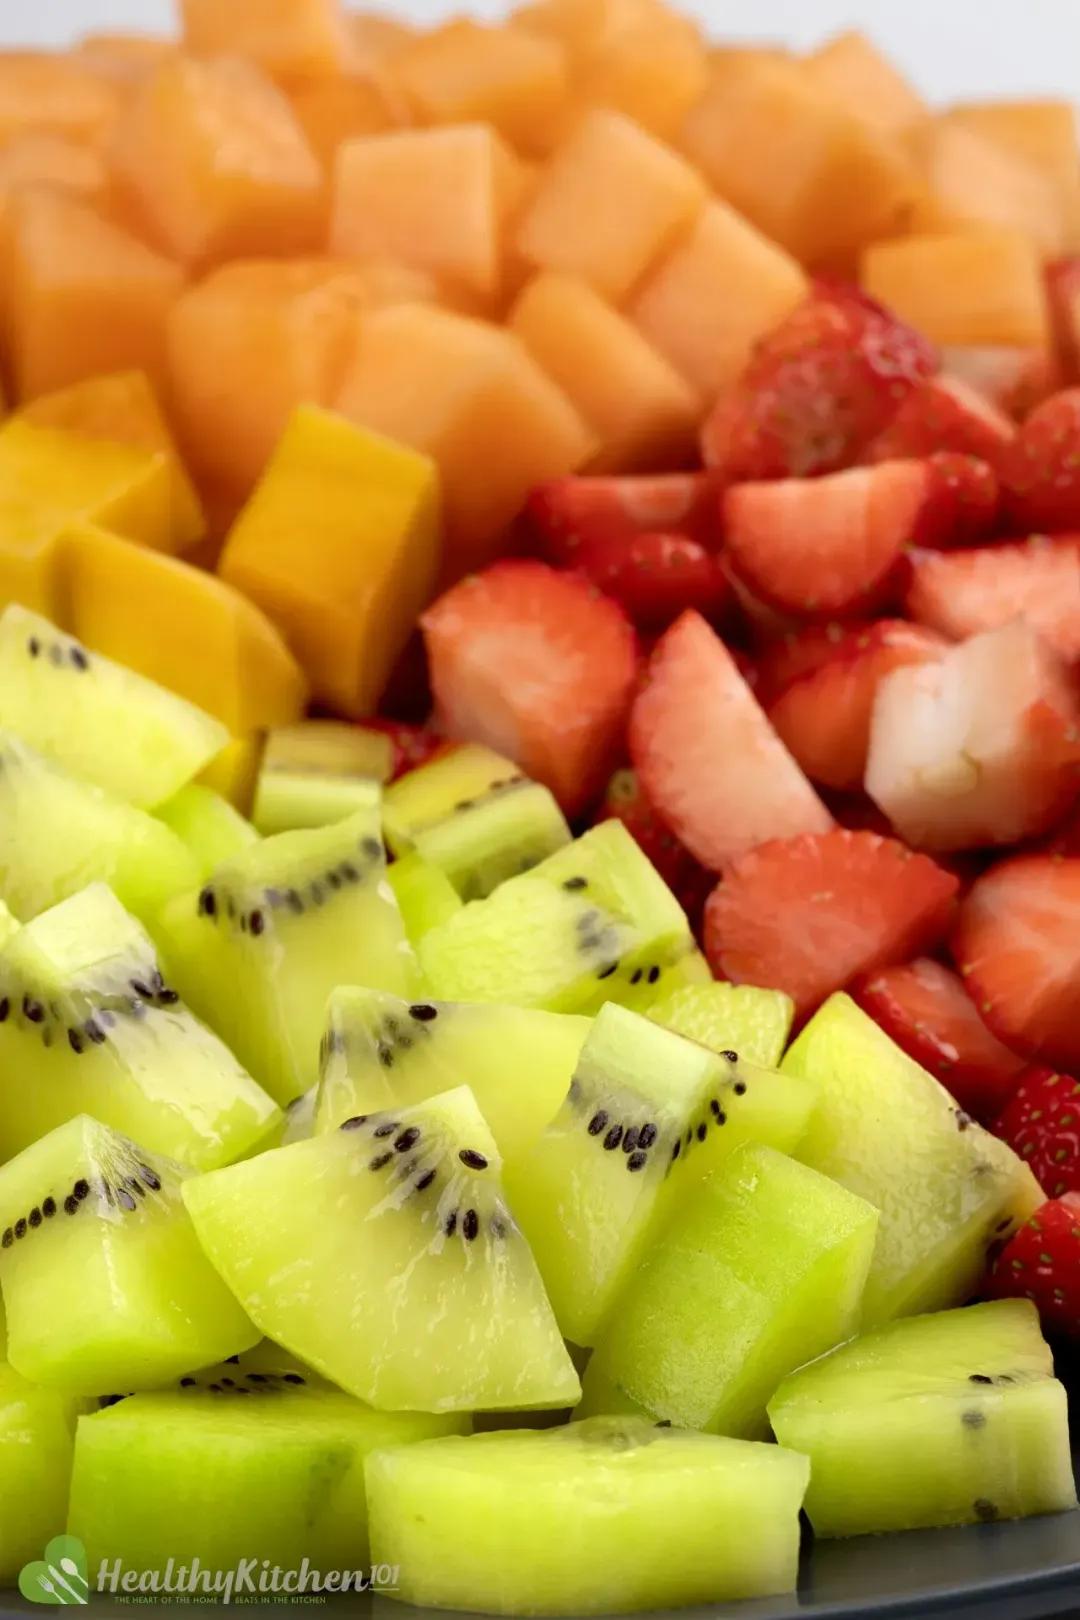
[0,1114,259,1393]
[317,986,589,1160]
[769,1298,1077,1537]
[384,743,571,900]
[0,1363,90,1587]
[154,783,259,881]
[183,1085,581,1413]
[647,982,795,1067]
[155,804,421,1106]
[0,604,228,808]
[365,1418,810,1615]
[0,883,280,1170]
[252,720,390,836]
[387,852,463,945]
[782,993,1044,1325]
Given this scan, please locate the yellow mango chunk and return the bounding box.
[219,405,440,718]
[197,736,264,815]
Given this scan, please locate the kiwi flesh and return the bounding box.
[782,993,1044,1325]
[182,1085,581,1414]
[647,983,795,1068]
[386,852,463,945]
[316,986,590,1161]
[365,1416,810,1615]
[252,720,390,837]
[768,1298,1077,1537]
[0,605,228,808]
[154,784,259,881]
[0,1362,91,1587]
[578,1142,880,1437]
[0,1114,259,1394]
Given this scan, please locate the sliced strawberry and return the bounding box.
[421,560,637,818]
[905,536,1080,663]
[754,620,867,705]
[853,957,1025,1122]
[526,473,719,566]
[993,1067,1080,1200]
[700,295,938,482]
[862,374,1016,470]
[1046,260,1080,386]
[866,619,1080,852]
[767,620,948,793]
[723,461,930,617]
[596,768,713,924]
[1004,388,1080,532]
[953,855,1080,1067]
[568,531,729,632]
[720,561,803,641]
[909,452,1002,550]
[362,719,452,782]
[984,1192,1080,1334]
[942,345,1060,422]
[704,830,959,1024]
[629,611,833,873]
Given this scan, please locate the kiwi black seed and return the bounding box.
[414,1169,436,1192]
[395,1128,421,1153]
[340,1115,368,1132]
[562,876,588,892]
[603,1125,623,1151]
[969,1374,994,1385]
[410,1004,438,1022]
[722,1050,739,1063]
[588,1111,609,1136]
[458,1148,488,1170]
[369,1152,394,1172]
[463,1210,479,1241]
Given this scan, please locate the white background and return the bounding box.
[12,0,1080,105]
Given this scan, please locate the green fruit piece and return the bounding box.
[252,721,389,837]
[155,784,259,881]
[0,729,199,927]
[0,901,18,952]
[647,982,795,1068]
[365,1416,810,1615]
[579,1141,879,1436]
[768,1298,1077,1537]
[0,1363,90,1588]
[0,883,280,1171]
[316,987,589,1161]
[782,993,1044,1326]
[178,1338,328,1391]
[155,806,421,1106]
[384,744,571,901]
[0,1115,259,1394]
[386,853,463,945]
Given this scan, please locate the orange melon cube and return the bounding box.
[801,31,926,137]
[509,270,699,471]
[631,199,809,400]
[861,231,1051,350]
[510,0,678,59]
[219,404,441,716]
[0,52,120,150]
[348,13,415,67]
[179,0,351,78]
[288,72,403,170]
[572,14,709,140]
[110,54,324,270]
[679,54,919,268]
[0,135,110,205]
[335,303,597,580]
[908,118,1065,257]
[946,101,1080,254]
[77,32,178,87]
[516,109,707,304]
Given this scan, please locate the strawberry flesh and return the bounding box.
[904,536,1080,663]
[1004,387,1080,532]
[994,1067,1080,1200]
[984,1192,1080,1335]
[862,374,1016,470]
[527,473,719,566]
[362,719,453,782]
[568,531,730,631]
[909,453,1002,550]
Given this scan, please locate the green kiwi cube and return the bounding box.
[0,1362,90,1587]
[0,883,280,1171]
[183,1086,581,1413]
[647,982,795,1068]
[579,1141,880,1436]
[252,720,390,837]
[768,1299,1077,1537]
[365,1417,810,1615]
[0,1115,259,1394]
[386,853,463,944]
[782,993,1044,1326]
[154,784,259,882]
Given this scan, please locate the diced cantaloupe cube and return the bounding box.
[110,55,324,269]
[800,31,926,137]
[631,198,809,400]
[18,371,204,551]
[945,100,1080,255]
[334,302,596,581]
[7,189,183,405]
[0,134,110,205]
[179,0,351,78]
[679,54,919,268]
[570,12,709,140]
[288,72,403,170]
[861,230,1051,349]
[516,108,706,303]
[347,13,415,67]
[907,118,1065,257]
[76,32,178,87]
[219,405,441,716]
[509,270,699,471]
[63,521,308,733]
[0,51,120,149]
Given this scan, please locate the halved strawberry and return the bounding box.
[994,1067,1080,1200]
[421,560,637,818]
[767,620,948,792]
[942,345,1060,422]
[720,561,803,642]
[1004,388,1080,532]
[953,855,1080,1068]
[905,536,1080,663]
[754,620,867,705]
[628,611,833,873]
[596,768,713,924]
[700,295,938,481]
[526,473,719,566]
[722,461,930,617]
[362,719,452,782]
[910,452,1002,550]
[866,619,1080,852]
[703,830,959,1024]
[862,374,1016,469]
[568,531,730,631]
[984,1192,1080,1334]
[853,957,1025,1122]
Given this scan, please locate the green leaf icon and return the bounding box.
[19,1537,89,1604]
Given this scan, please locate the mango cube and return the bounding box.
[179,0,352,79]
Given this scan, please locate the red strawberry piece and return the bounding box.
[700,295,938,482]
[362,719,453,783]
[704,830,959,1024]
[994,1067,1080,1199]
[526,473,719,566]
[1046,260,1080,386]
[722,461,930,617]
[629,611,833,873]
[421,560,637,818]
[720,560,803,642]
[909,452,1001,550]
[984,1192,1080,1333]
[767,620,948,793]
[953,855,1080,1068]
[905,536,1080,663]
[862,374,1016,470]
[596,768,713,924]
[1003,388,1080,532]
[754,621,867,705]
[942,345,1061,422]
[569,531,730,632]
[853,957,1025,1122]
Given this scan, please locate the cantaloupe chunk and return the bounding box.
[517,109,706,303]
[946,101,1080,255]
[861,231,1051,350]
[907,118,1065,257]
[571,12,709,140]
[330,125,527,305]
[18,372,204,551]
[679,54,919,268]
[219,405,441,716]
[179,0,351,79]
[7,189,183,405]
[62,522,308,733]
[335,302,596,581]
[631,199,809,400]
[800,31,926,138]
[510,271,699,471]
[77,32,178,87]
[110,55,324,269]
[0,51,120,149]
[348,13,415,67]
[288,72,403,170]
[0,135,110,205]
